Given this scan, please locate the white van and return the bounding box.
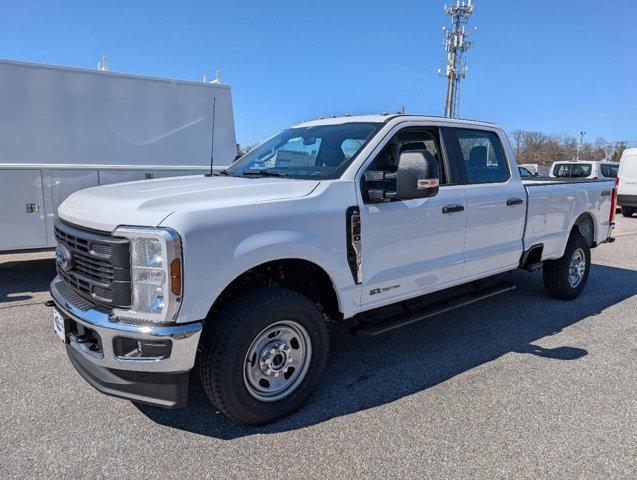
[617,148,637,217]
[549,160,620,181]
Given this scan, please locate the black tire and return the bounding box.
[543,233,591,300]
[622,206,634,218]
[198,288,329,425]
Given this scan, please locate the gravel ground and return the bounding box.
[1,216,635,479]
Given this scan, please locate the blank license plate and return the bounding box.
[53,309,66,342]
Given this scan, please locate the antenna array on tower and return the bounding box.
[439,0,476,118]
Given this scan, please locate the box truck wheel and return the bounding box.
[198,288,329,425]
[543,233,591,300]
[622,206,634,217]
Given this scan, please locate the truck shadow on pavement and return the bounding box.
[0,258,56,304]
[137,262,635,439]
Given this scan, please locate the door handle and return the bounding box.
[506,198,524,206]
[442,204,464,214]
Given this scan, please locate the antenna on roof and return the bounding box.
[97,54,109,71]
[205,97,217,177]
[203,70,222,84]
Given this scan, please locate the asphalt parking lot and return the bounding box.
[1,216,635,479]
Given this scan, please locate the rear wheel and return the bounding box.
[543,233,591,300]
[622,206,634,217]
[198,288,329,425]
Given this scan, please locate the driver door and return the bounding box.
[358,127,467,310]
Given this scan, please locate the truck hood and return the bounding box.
[58,175,320,232]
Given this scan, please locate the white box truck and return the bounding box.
[0,59,236,252]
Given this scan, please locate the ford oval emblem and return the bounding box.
[55,244,73,272]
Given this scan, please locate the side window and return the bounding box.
[452,129,509,184]
[570,163,592,178]
[553,164,571,177]
[367,129,448,185]
[600,164,619,178]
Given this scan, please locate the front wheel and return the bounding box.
[543,233,591,300]
[198,288,329,425]
[622,206,634,218]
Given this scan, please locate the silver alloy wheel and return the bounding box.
[243,321,312,402]
[568,248,586,287]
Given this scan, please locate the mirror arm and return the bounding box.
[368,189,397,203]
[365,171,398,203]
[364,171,396,182]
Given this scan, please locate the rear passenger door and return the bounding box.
[448,128,527,278]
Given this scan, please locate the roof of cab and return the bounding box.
[294,114,499,129]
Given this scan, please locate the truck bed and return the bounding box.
[522,178,614,260]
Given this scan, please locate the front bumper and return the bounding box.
[50,276,203,407]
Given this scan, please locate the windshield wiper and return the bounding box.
[240,170,288,178]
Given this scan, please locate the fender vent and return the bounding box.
[346,206,362,284]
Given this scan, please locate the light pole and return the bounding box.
[577,131,586,161]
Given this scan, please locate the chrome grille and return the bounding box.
[54,219,131,309]
[91,243,113,257]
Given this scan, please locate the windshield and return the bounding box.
[226,122,382,179]
[518,166,531,177]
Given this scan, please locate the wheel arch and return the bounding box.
[204,258,343,325]
[570,211,595,246]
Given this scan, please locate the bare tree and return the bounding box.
[510,130,620,165]
[511,130,524,155]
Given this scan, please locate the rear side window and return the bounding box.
[553,164,571,177]
[570,163,592,178]
[600,164,619,178]
[451,129,509,184]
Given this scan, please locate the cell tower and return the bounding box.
[439,0,476,118]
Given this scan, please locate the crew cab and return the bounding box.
[50,115,616,425]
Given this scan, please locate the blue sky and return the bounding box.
[2,0,635,146]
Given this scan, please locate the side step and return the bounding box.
[353,281,516,336]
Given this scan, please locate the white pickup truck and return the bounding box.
[50,115,617,424]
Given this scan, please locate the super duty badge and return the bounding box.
[369,284,401,296]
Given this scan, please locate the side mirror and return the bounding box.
[396,151,440,200]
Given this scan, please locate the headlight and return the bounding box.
[112,227,182,324]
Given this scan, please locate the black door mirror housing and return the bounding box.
[365,150,440,203]
[395,150,440,200]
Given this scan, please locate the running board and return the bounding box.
[353,281,517,336]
